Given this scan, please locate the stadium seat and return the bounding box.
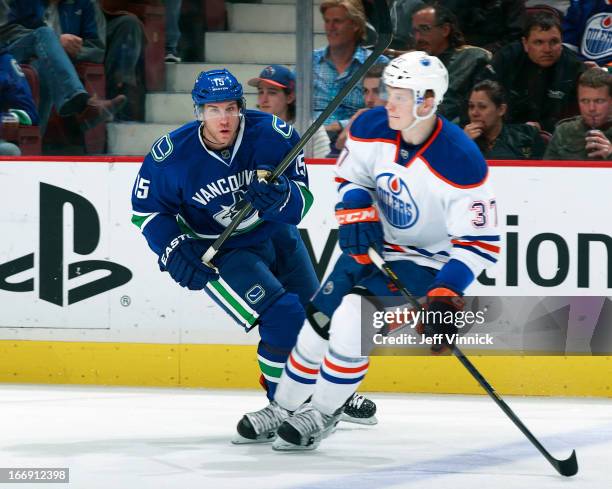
[539,129,553,146]
[525,5,563,21]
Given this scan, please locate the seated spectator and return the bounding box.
[545,68,612,160]
[42,0,106,132]
[248,64,331,159]
[0,49,39,155]
[412,3,492,123]
[362,63,386,109]
[44,0,105,64]
[0,0,125,134]
[314,0,388,146]
[464,80,546,159]
[335,63,386,151]
[438,0,526,54]
[486,11,585,133]
[563,0,612,67]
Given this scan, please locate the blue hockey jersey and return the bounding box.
[131,110,313,255]
[563,0,612,65]
[0,51,39,125]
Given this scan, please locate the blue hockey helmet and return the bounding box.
[192,68,244,106]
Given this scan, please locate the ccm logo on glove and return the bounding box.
[335,204,383,264]
[335,207,379,225]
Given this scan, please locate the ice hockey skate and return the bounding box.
[232,401,291,444]
[272,404,341,451]
[341,393,378,425]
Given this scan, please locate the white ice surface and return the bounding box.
[0,385,610,489]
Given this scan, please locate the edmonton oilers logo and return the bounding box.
[375,173,419,229]
[584,13,612,59]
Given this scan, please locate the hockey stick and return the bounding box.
[201,0,393,265]
[367,248,579,477]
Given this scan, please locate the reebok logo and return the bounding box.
[0,183,132,306]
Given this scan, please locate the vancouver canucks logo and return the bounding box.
[376,173,419,229]
[272,115,293,139]
[213,190,258,228]
[583,13,612,60]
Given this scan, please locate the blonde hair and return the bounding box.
[320,0,367,41]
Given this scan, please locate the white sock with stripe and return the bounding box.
[311,348,369,416]
[275,323,328,411]
[309,293,370,416]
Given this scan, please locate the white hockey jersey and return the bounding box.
[335,106,500,279]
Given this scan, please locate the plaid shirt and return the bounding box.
[313,45,388,127]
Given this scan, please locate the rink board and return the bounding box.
[1,341,611,397]
[0,157,611,397]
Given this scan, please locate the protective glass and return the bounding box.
[379,85,414,110]
[195,103,242,122]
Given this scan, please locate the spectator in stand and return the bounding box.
[412,3,492,123]
[99,4,146,121]
[361,63,386,109]
[248,64,331,158]
[335,63,386,151]
[486,11,585,133]
[563,0,612,68]
[390,0,424,50]
[314,0,388,149]
[545,68,612,160]
[42,0,105,131]
[44,0,104,64]
[0,50,38,155]
[0,0,126,134]
[436,0,525,54]
[464,80,546,159]
[165,0,182,62]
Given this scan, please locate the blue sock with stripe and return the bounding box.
[257,342,290,400]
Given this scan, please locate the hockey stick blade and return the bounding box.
[552,449,578,477]
[201,0,392,265]
[451,347,579,477]
[367,248,579,477]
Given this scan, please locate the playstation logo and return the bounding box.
[0,183,132,306]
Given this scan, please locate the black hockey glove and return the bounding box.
[244,167,290,217]
[158,234,219,290]
[419,287,464,354]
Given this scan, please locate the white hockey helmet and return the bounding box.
[383,51,449,108]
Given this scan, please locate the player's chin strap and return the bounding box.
[400,101,437,134]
